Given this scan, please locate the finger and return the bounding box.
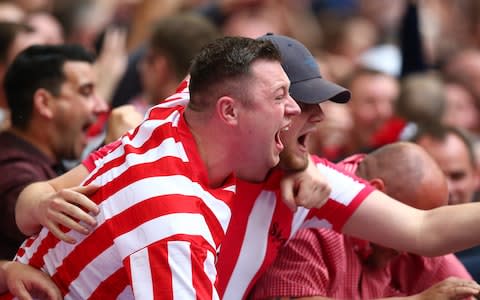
[32,275,62,300]
[451,286,480,299]
[280,177,297,212]
[71,184,99,196]
[54,199,97,226]
[63,186,100,215]
[294,180,331,209]
[47,222,77,244]
[10,281,33,300]
[52,210,92,234]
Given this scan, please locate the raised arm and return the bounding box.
[343,190,480,256]
[15,164,98,243]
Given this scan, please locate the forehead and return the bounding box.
[418,134,474,169]
[62,61,96,86]
[249,59,290,89]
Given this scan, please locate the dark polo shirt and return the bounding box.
[0,131,64,259]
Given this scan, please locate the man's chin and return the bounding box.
[278,154,308,172]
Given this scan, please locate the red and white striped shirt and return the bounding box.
[216,155,373,300]
[14,82,374,300]
[15,87,237,299]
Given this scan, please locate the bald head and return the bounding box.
[356,142,448,210]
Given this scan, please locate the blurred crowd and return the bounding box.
[2,0,480,297]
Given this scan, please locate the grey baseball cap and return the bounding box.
[259,33,351,104]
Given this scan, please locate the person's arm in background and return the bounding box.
[0,261,61,300]
[15,164,98,244]
[400,1,428,77]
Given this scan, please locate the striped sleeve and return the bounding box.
[296,156,375,232]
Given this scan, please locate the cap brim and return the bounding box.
[290,77,351,104]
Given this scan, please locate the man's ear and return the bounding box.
[369,178,386,192]
[217,96,238,125]
[33,88,55,119]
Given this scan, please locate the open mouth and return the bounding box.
[297,133,308,152]
[275,125,290,151]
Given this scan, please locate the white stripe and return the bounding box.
[223,191,276,300]
[223,184,236,193]
[64,245,122,299]
[15,229,49,263]
[126,112,179,148]
[115,213,215,260]
[299,217,333,230]
[204,250,220,300]
[88,137,189,187]
[131,248,154,299]
[318,163,365,206]
[169,241,195,300]
[83,110,182,185]
[159,95,189,108]
[290,207,310,238]
[96,175,231,236]
[117,286,134,299]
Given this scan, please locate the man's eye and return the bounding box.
[79,85,93,96]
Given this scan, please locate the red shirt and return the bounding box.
[251,228,472,299]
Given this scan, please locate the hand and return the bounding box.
[413,277,480,300]
[104,104,144,143]
[280,157,331,212]
[37,185,100,244]
[2,261,61,300]
[94,26,128,103]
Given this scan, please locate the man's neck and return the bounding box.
[184,109,232,188]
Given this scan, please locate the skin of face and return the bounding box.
[416,133,479,205]
[443,83,480,132]
[233,59,300,182]
[279,102,325,171]
[50,61,108,160]
[139,48,164,104]
[348,73,399,145]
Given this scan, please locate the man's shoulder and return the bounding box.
[0,132,55,175]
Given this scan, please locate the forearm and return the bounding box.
[15,164,90,236]
[344,191,480,257]
[420,202,480,256]
[15,181,57,236]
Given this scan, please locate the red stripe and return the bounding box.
[216,180,260,297]
[147,242,173,300]
[190,243,213,300]
[85,120,181,186]
[51,222,114,289]
[89,267,129,299]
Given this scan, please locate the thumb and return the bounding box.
[280,178,297,212]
